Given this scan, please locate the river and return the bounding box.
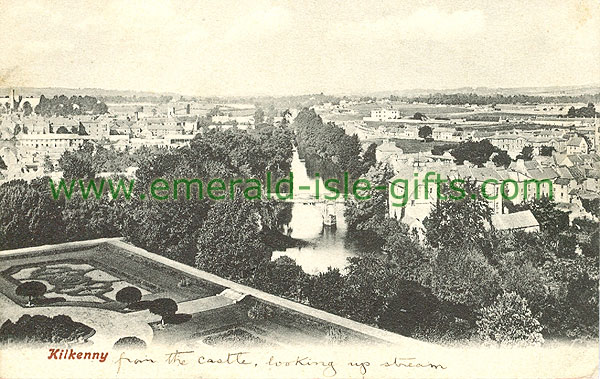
[272,150,358,274]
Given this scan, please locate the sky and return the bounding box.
[0,0,598,96]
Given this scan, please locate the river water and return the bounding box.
[272,150,358,274]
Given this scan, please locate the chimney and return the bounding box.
[9,89,15,113]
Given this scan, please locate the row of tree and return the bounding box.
[34,95,108,117]
[294,108,376,179]
[430,139,556,167]
[1,126,296,272]
[403,93,600,106]
[565,103,598,118]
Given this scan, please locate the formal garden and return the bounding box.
[0,244,224,312]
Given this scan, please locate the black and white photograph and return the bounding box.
[0,1,598,378]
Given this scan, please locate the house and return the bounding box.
[363,109,400,121]
[140,118,185,137]
[431,127,455,141]
[376,140,403,162]
[388,165,509,229]
[16,133,93,160]
[553,177,574,203]
[489,134,527,153]
[491,210,540,232]
[566,136,588,155]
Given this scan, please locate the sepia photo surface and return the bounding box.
[0,1,598,378]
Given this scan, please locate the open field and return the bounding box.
[364,138,458,154]
[393,139,458,154]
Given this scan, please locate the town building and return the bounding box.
[490,210,540,232]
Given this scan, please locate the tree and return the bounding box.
[450,140,496,166]
[149,298,178,326]
[56,126,70,134]
[430,248,501,308]
[492,150,512,168]
[43,155,54,172]
[22,101,33,116]
[476,292,543,345]
[306,268,346,314]
[58,142,96,180]
[431,143,454,156]
[382,222,426,281]
[341,254,397,325]
[121,198,207,266]
[361,143,377,173]
[516,146,534,161]
[206,106,221,118]
[34,94,108,116]
[580,198,600,218]
[418,125,433,140]
[412,112,427,121]
[540,145,555,156]
[294,108,366,178]
[344,162,394,237]
[572,217,599,258]
[15,281,47,306]
[251,256,309,302]
[77,122,88,135]
[254,108,265,124]
[115,287,142,305]
[566,103,598,118]
[196,197,270,281]
[0,179,66,249]
[423,181,492,250]
[419,125,433,139]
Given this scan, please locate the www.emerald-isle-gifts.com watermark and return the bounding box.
[48,171,552,207]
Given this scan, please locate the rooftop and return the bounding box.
[491,210,539,231]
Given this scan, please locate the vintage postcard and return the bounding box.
[0,0,598,378]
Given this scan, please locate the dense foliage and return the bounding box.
[35,95,108,116]
[294,108,374,179]
[450,139,504,166]
[0,315,95,345]
[566,103,598,118]
[406,93,600,106]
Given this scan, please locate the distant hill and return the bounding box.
[366,84,600,98]
[1,84,599,100]
[0,87,181,99]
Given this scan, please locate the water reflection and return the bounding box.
[272,150,357,274]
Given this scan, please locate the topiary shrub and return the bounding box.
[149,298,178,326]
[15,281,47,306]
[115,286,142,305]
[113,336,147,350]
